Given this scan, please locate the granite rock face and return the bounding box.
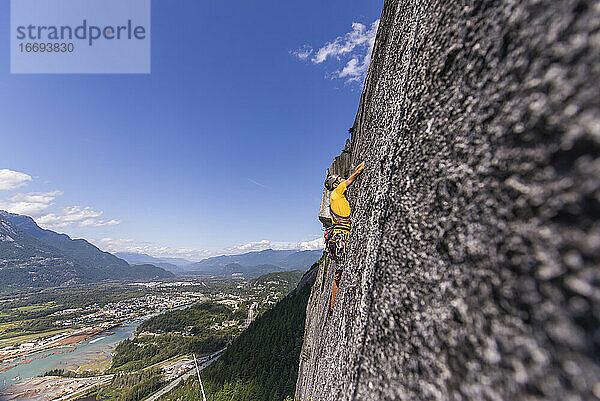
[296,0,600,400]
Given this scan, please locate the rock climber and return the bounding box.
[324,161,365,316]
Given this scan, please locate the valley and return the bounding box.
[0,271,304,399]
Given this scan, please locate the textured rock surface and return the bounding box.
[296,0,600,400]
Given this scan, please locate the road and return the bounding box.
[143,350,225,401]
[243,302,258,328]
[0,375,115,401]
[60,375,114,401]
[144,370,194,401]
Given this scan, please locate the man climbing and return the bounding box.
[324,161,365,316]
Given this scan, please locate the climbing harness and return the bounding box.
[325,228,348,265]
[325,204,351,265]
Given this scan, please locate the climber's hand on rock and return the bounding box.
[345,161,365,187]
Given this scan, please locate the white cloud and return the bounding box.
[339,57,371,83]
[290,45,313,60]
[226,238,324,254]
[292,19,379,83]
[94,236,325,262]
[230,239,272,252]
[37,206,121,229]
[311,22,374,63]
[295,237,325,251]
[80,218,121,227]
[0,169,32,191]
[0,172,120,232]
[0,190,63,216]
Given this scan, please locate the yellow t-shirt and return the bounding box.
[330,182,351,231]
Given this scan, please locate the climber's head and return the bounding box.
[325,174,343,191]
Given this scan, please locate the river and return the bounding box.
[0,319,142,391]
[0,297,202,394]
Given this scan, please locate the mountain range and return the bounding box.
[0,211,173,289]
[116,248,323,277]
[184,249,322,277]
[0,210,322,287]
[114,252,193,272]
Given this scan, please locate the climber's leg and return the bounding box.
[326,232,336,261]
[329,269,343,315]
[327,231,348,316]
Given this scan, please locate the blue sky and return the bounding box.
[0,0,383,260]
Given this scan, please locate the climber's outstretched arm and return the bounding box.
[344,161,365,188]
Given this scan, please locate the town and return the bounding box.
[0,271,304,399]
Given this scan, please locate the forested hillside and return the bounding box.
[111,303,241,372]
[159,262,317,401]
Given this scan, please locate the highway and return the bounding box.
[143,350,225,401]
[58,375,114,401]
[242,302,258,328]
[144,370,194,401]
